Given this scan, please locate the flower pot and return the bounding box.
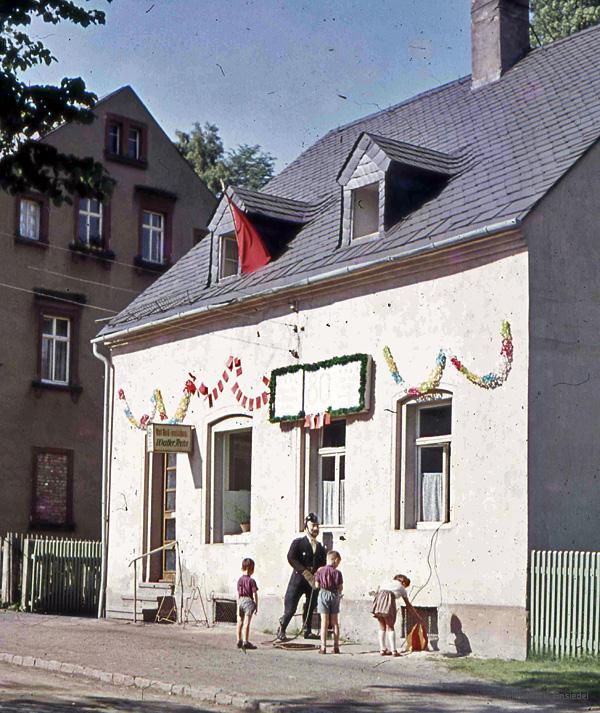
[240,522,250,533]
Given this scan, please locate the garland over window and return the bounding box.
[383,320,513,396]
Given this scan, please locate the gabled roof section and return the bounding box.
[208,185,318,232]
[97,24,600,341]
[337,132,462,185]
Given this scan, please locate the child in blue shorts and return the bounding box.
[314,550,343,654]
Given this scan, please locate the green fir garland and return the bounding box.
[269,353,370,423]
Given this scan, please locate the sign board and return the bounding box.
[147,424,194,453]
[269,353,371,423]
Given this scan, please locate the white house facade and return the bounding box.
[95,2,600,660]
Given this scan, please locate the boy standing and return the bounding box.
[314,550,343,654]
[237,557,259,650]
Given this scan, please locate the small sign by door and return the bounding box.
[147,424,194,453]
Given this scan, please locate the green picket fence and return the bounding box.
[530,550,600,657]
[20,537,102,616]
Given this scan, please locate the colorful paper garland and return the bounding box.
[118,357,271,430]
[383,321,513,396]
[118,374,197,431]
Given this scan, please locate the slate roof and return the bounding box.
[215,185,318,226]
[99,25,600,339]
[337,133,463,184]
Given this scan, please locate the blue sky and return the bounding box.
[27,0,472,170]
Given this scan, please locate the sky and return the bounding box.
[26,0,472,171]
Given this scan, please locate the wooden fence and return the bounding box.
[1,532,101,616]
[530,549,600,657]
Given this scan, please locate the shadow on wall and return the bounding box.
[449,613,472,657]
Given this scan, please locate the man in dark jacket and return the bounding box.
[276,513,327,641]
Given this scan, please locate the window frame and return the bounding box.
[77,198,104,245]
[33,292,83,393]
[303,420,347,529]
[395,392,452,529]
[141,209,166,264]
[14,193,49,245]
[207,415,253,543]
[30,447,74,530]
[135,188,175,269]
[40,315,71,386]
[350,181,381,241]
[219,233,240,280]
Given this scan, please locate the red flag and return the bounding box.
[224,193,271,274]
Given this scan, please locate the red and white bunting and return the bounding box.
[303,411,332,430]
[198,356,270,412]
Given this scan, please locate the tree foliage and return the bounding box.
[0,0,114,203]
[530,0,600,46]
[176,122,275,195]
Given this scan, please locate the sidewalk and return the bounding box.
[0,611,590,712]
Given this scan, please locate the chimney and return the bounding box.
[471,0,530,89]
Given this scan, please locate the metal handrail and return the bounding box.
[128,541,182,624]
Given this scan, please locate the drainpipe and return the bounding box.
[92,341,114,619]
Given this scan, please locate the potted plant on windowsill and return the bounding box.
[231,505,250,533]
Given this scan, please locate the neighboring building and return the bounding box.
[0,86,216,539]
[95,3,600,658]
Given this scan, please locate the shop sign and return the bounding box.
[146,424,194,453]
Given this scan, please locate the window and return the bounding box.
[163,453,177,578]
[78,199,103,245]
[399,396,452,528]
[351,182,379,239]
[141,210,165,264]
[219,234,239,278]
[41,316,70,385]
[306,420,346,527]
[209,416,252,542]
[105,114,147,166]
[127,127,141,160]
[107,121,121,155]
[19,199,41,240]
[31,448,73,527]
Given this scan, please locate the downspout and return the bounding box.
[93,341,114,618]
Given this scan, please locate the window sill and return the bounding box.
[134,255,170,273]
[350,230,380,243]
[29,521,75,532]
[31,380,83,400]
[223,532,251,544]
[415,521,453,530]
[104,150,148,170]
[14,235,48,249]
[69,241,115,263]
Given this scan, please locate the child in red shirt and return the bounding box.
[314,550,343,654]
[236,558,259,651]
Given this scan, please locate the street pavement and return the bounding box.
[0,611,596,712]
[0,662,220,712]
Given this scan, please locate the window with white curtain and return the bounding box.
[415,402,451,524]
[397,395,452,528]
[19,199,41,240]
[306,420,346,527]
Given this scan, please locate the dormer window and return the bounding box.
[220,234,239,278]
[351,182,380,240]
[338,132,458,248]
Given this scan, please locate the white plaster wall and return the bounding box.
[105,245,529,655]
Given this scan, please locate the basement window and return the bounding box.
[351,182,380,240]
